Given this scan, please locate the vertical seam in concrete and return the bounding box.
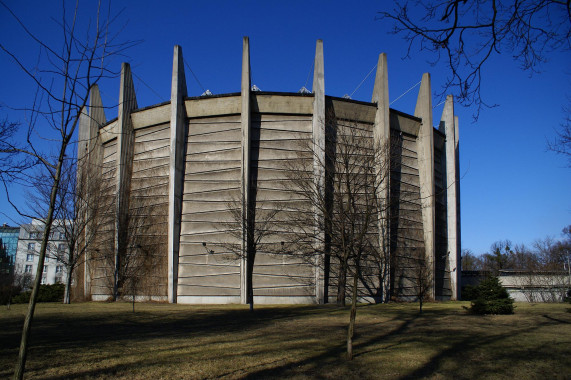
[372,53,390,303]
[168,45,188,303]
[414,73,436,299]
[312,39,325,304]
[240,37,251,305]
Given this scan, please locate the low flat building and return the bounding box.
[499,270,569,302]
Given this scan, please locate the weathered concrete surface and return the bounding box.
[168,45,187,303]
[79,39,461,305]
[414,73,436,299]
[372,53,391,302]
[312,39,325,304]
[240,36,251,304]
[115,63,138,299]
[441,95,459,300]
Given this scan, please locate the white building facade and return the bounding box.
[15,219,68,286]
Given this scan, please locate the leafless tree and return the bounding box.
[461,248,484,271]
[95,193,166,303]
[0,117,36,185]
[23,154,106,304]
[0,1,136,378]
[547,101,571,166]
[379,0,571,118]
[214,198,283,312]
[282,114,394,360]
[410,247,433,314]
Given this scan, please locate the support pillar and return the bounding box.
[414,73,436,299]
[371,53,391,303]
[168,45,188,303]
[240,37,251,305]
[114,63,138,300]
[440,95,459,300]
[454,115,461,300]
[78,85,106,300]
[312,39,325,304]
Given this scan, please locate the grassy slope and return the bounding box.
[0,302,569,379]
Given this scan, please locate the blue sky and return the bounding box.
[1,1,569,255]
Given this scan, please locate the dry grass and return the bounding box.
[0,301,570,379]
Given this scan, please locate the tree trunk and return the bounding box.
[337,259,348,306]
[64,270,72,304]
[347,273,359,360]
[247,252,254,312]
[14,151,65,380]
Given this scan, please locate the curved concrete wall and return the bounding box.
[77,39,461,303]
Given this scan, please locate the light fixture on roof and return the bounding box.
[201,89,213,96]
[342,94,351,99]
[298,86,311,94]
[251,84,261,92]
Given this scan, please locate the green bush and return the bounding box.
[11,283,65,304]
[461,285,479,300]
[469,277,514,315]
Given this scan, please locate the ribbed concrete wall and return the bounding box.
[390,132,425,298]
[90,137,117,299]
[77,41,461,304]
[251,110,316,302]
[178,111,243,303]
[129,122,170,297]
[434,137,451,299]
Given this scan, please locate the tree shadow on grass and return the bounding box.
[1,304,570,379]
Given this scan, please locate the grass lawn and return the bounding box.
[0,301,570,379]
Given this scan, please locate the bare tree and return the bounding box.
[95,193,167,303]
[461,248,484,271]
[0,2,136,378]
[547,101,571,166]
[410,247,433,314]
[282,114,394,360]
[379,1,571,117]
[214,198,282,312]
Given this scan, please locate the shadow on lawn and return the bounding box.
[236,310,569,379]
[0,304,331,352]
[1,304,569,379]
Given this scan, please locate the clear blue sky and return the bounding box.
[1,1,569,255]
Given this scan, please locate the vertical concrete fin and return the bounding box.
[114,62,138,299]
[77,105,90,298]
[414,72,436,299]
[441,95,459,299]
[240,36,251,304]
[454,115,461,300]
[168,45,188,303]
[82,85,106,299]
[77,106,90,161]
[312,39,326,303]
[372,53,391,302]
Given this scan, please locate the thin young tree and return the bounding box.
[411,247,432,314]
[0,2,136,378]
[282,115,394,360]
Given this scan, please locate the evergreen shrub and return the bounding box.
[469,277,514,315]
[11,283,65,304]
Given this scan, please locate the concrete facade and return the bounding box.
[77,38,461,304]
